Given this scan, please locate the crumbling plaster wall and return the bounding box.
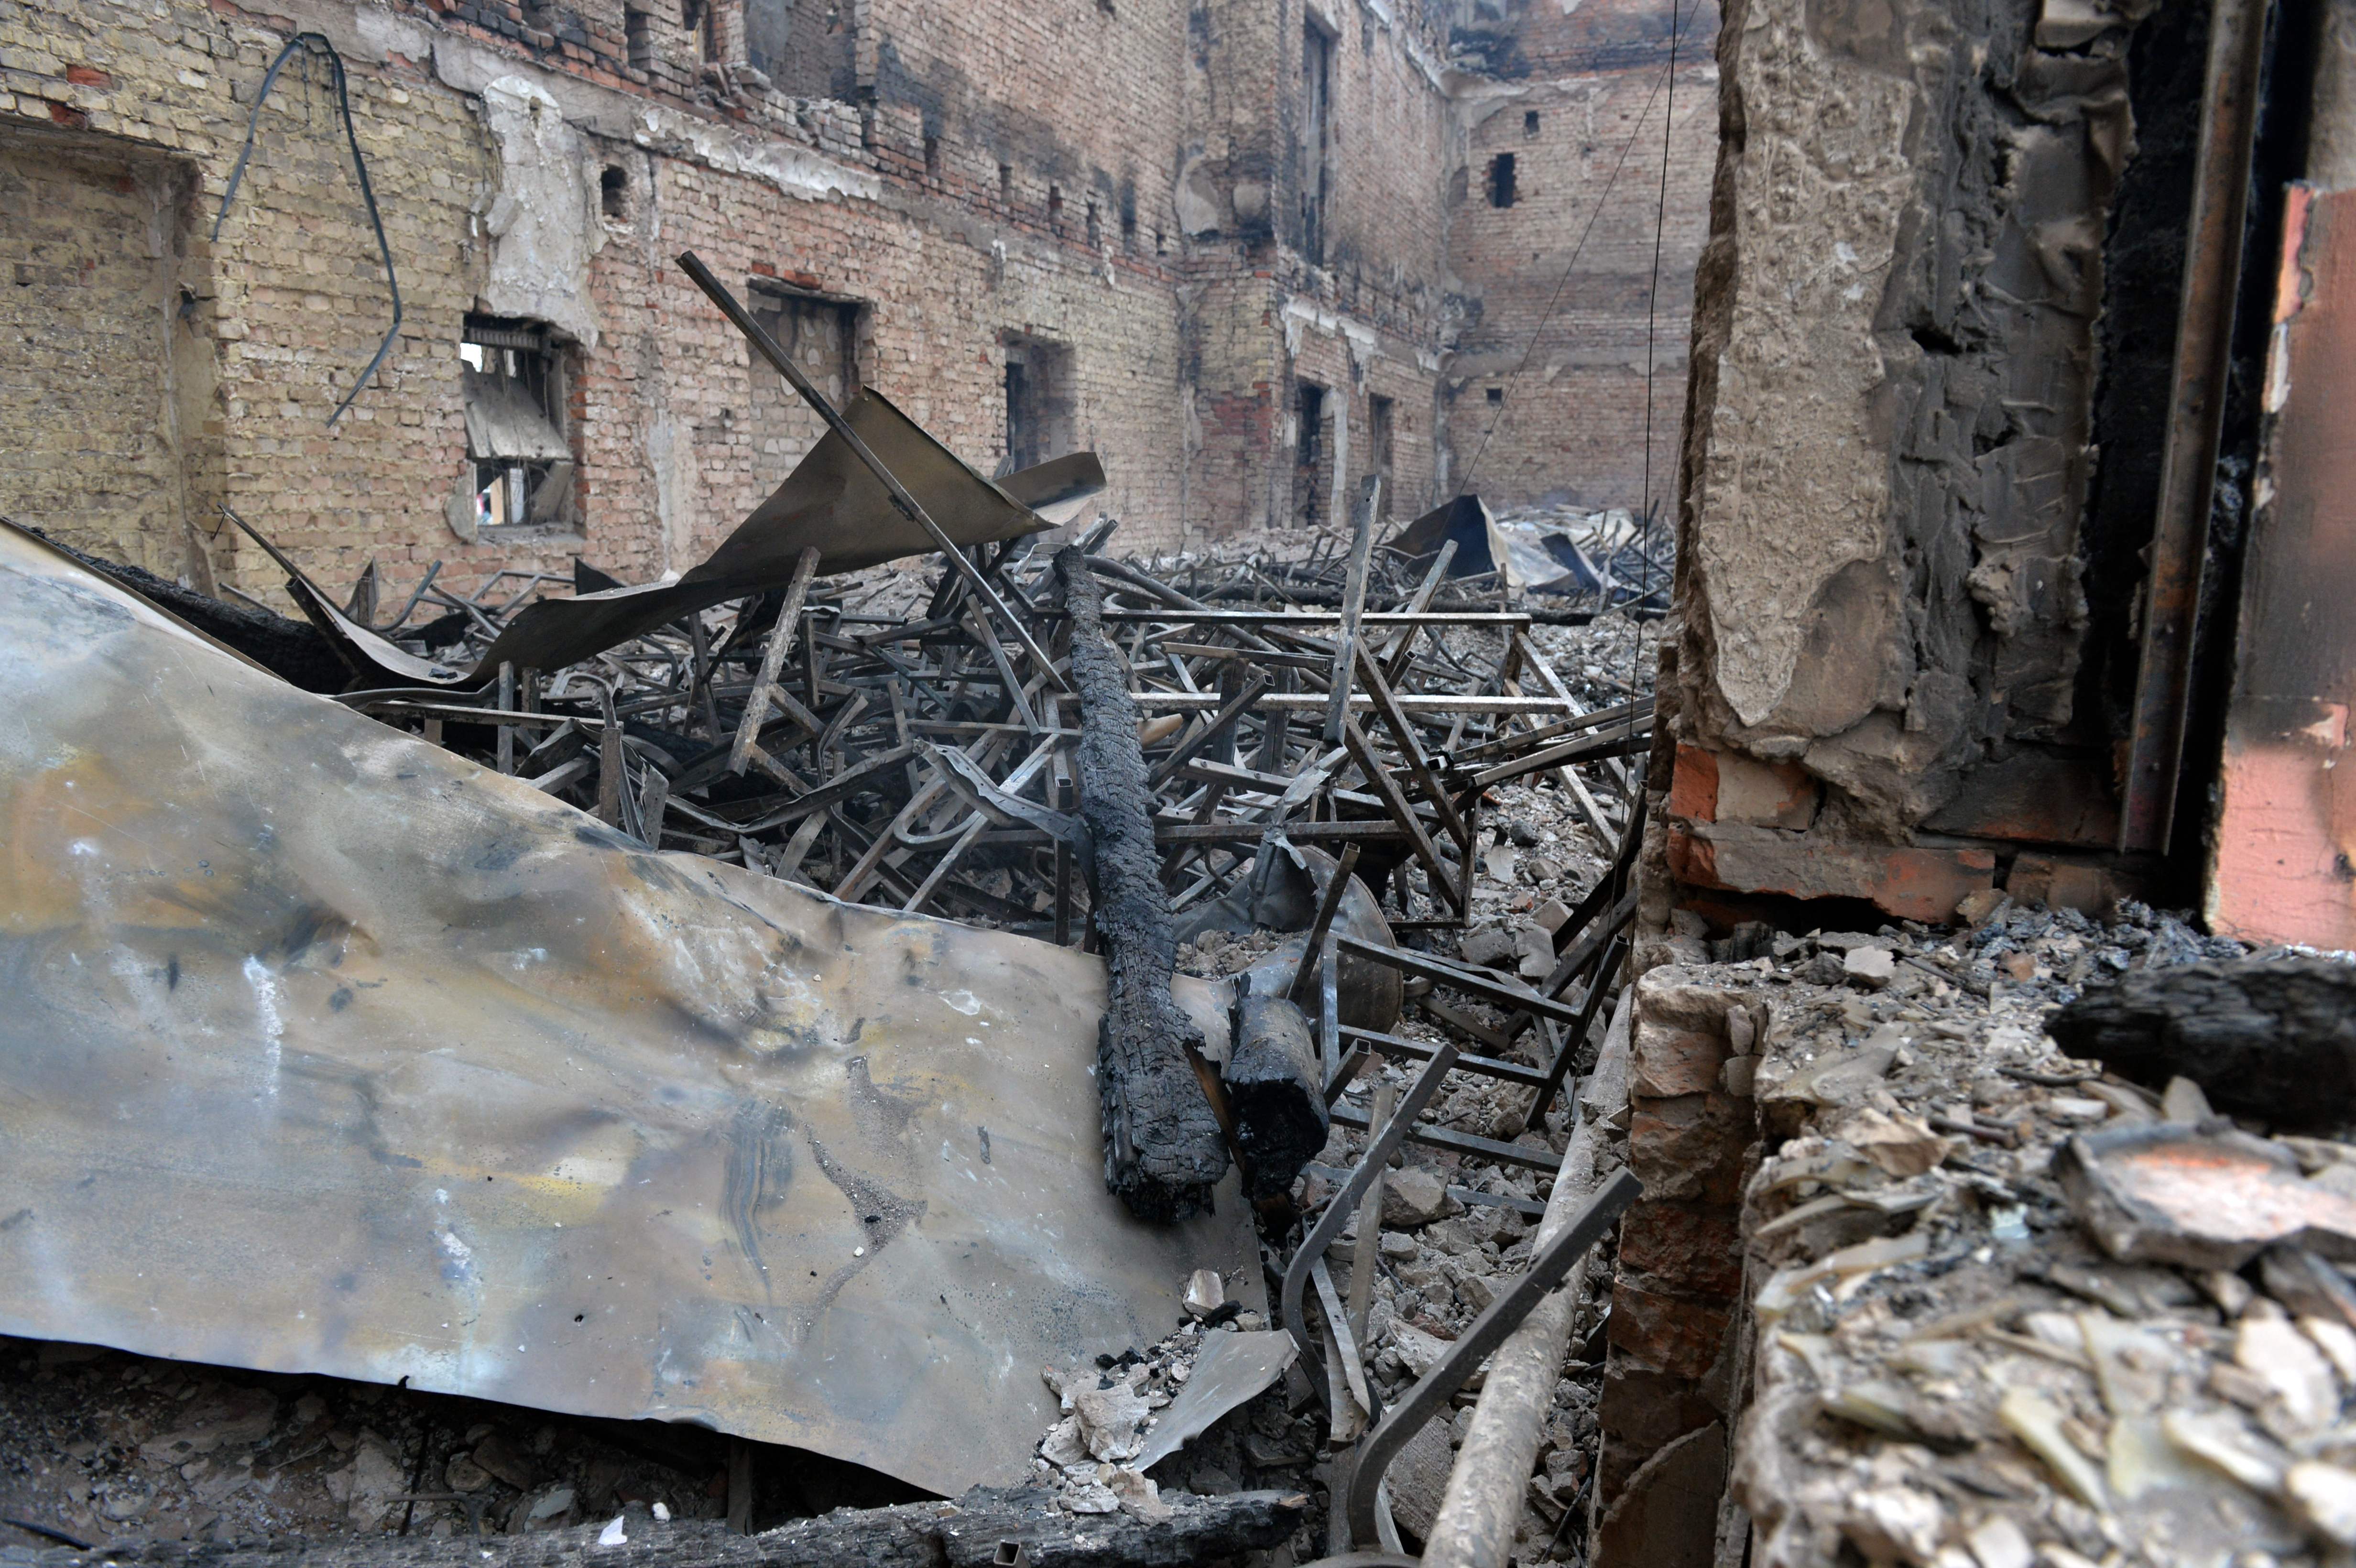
[1663,0,2154,919]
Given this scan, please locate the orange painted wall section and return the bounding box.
[2208,184,2356,948]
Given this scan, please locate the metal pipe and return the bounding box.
[1344,1166,1640,1546]
[1419,988,1635,1568]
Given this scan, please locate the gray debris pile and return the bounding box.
[1636,904,2356,1568]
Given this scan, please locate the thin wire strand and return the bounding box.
[1452,42,1682,501]
[1618,0,1689,805]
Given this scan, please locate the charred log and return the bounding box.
[0,1487,1312,1568]
[1055,546,1230,1222]
[2048,955,2356,1132]
[1224,984,1329,1200]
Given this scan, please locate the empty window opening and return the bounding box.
[1048,184,1064,229]
[1294,381,1329,528]
[600,165,628,220]
[742,0,790,78]
[1004,335,1076,473]
[461,316,575,533]
[1121,202,1137,248]
[998,162,1013,202]
[1485,385,1504,405]
[1369,393,1396,520]
[624,6,654,73]
[1300,22,1333,262]
[1487,152,1517,208]
[1086,197,1101,249]
[1524,109,1540,137]
[924,134,941,181]
[747,283,863,492]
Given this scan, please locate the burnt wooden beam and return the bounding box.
[0,1488,1312,1568]
[1055,547,1231,1222]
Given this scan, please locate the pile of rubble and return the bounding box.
[0,250,1661,1568]
[1613,897,2356,1568]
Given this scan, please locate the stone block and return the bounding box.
[1616,1198,1745,1297]
[1627,1091,1751,1205]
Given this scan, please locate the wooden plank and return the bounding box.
[729,546,823,775]
[1342,713,1463,915]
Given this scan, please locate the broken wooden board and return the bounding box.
[0,525,1253,1499]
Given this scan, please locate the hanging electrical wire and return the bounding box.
[212,33,402,428]
[1618,0,1691,800]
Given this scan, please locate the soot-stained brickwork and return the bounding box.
[1443,0,1721,512]
[5,0,1688,603]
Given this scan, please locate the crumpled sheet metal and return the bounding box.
[0,525,1246,1497]
[264,391,1104,688]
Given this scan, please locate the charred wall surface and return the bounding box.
[1662,0,2181,923]
[0,0,1469,600]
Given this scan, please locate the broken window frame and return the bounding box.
[460,314,578,536]
[1301,18,1334,264]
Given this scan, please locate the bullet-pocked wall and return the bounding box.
[0,0,1471,603]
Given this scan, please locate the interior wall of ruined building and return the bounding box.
[1441,0,1720,512]
[0,0,1473,602]
[1653,0,2229,929]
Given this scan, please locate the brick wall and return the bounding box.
[1442,0,1718,513]
[0,0,1470,603]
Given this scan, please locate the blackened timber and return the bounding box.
[0,1488,1313,1568]
[1055,547,1230,1222]
[1224,986,1329,1200]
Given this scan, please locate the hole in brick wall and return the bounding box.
[923,135,941,181]
[600,165,628,220]
[460,315,576,534]
[1121,205,1137,248]
[1047,185,1063,229]
[1154,229,1165,254]
[1485,385,1504,405]
[1085,198,1101,248]
[1487,152,1517,208]
[1293,381,1329,528]
[1525,109,1540,136]
[1369,392,1395,520]
[624,7,654,74]
[1003,334,1075,471]
[998,163,1013,202]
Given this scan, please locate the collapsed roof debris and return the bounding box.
[0,239,1665,1564]
[0,520,1261,1501]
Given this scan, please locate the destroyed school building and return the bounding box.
[8,0,2356,1562]
[0,0,1713,594]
